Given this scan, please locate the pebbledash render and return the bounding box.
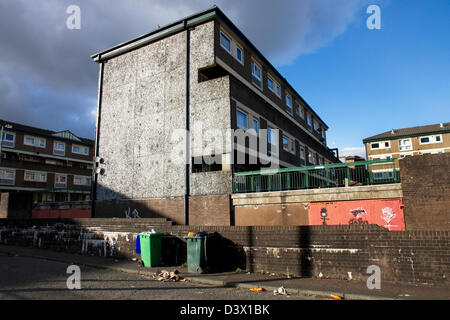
[90,6,339,225]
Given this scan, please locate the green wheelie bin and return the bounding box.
[184,233,208,274]
[139,232,163,267]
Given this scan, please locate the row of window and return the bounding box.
[1,131,90,156]
[236,108,329,166]
[0,168,91,187]
[220,29,326,141]
[282,134,326,165]
[370,150,445,161]
[370,134,443,151]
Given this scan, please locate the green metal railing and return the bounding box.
[233,159,400,194]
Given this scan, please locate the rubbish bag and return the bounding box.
[135,233,141,254]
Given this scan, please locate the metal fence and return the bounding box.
[233,159,400,194]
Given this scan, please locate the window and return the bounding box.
[307,114,312,130]
[298,105,305,119]
[295,103,304,118]
[267,75,281,98]
[54,174,67,188]
[251,61,262,89]
[237,110,248,130]
[0,168,15,185]
[308,151,314,164]
[419,135,442,144]
[72,144,89,155]
[282,136,289,152]
[253,119,259,136]
[24,135,46,148]
[299,145,306,165]
[74,175,91,186]
[398,139,412,151]
[53,141,65,156]
[268,77,274,92]
[374,171,394,180]
[1,132,15,148]
[370,141,390,150]
[236,46,243,63]
[285,94,293,114]
[24,171,47,182]
[267,127,277,152]
[220,30,243,64]
[282,135,295,154]
[220,31,231,53]
[313,120,319,131]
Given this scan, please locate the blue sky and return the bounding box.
[279,0,450,157]
[0,0,449,159]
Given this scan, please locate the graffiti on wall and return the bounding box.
[125,207,141,219]
[348,208,368,225]
[320,208,329,225]
[381,207,397,231]
[308,199,405,231]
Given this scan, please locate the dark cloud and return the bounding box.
[0,0,367,139]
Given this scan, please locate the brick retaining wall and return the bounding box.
[0,219,448,286]
[400,153,450,230]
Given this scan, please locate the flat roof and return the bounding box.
[91,6,329,129]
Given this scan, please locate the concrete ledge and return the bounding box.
[232,184,403,205]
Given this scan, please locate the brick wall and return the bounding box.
[94,194,232,226]
[400,153,450,230]
[0,219,448,286]
[0,192,32,219]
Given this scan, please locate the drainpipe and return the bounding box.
[0,125,3,166]
[184,25,191,226]
[91,61,104,218]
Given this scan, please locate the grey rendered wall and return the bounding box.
[97,21,232,201]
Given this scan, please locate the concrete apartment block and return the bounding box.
[91,7,339,224]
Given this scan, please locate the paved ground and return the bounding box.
[0,244,449,300]
[0,251,313,300]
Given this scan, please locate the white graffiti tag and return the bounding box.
[381,207,396,230]
[125,208,141,219]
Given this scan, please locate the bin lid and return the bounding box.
[139,232,163,237]
[183,235,206,239]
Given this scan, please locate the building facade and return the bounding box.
[0,119,94,203]
[90,6,339,224]
[363,122,450,180]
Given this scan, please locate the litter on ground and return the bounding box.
[152,269,184,282]
[273,286,288,296]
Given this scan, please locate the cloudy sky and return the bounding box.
[1,0,449,158]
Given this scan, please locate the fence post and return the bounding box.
[305,170,309,189]
[393,161,397,183]
[345,167,350,187]
[286,172,291,190]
